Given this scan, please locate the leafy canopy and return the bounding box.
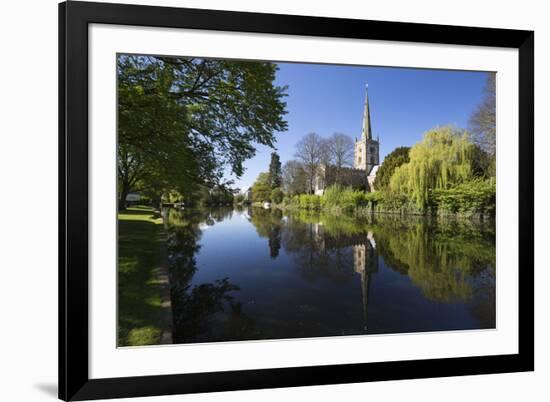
[373,146,410,191]
[268,152,282,189]
[117,54,288,206]
[389,126,480,209]
[251,172,272,202]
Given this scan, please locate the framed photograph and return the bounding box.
[59,1,534,400]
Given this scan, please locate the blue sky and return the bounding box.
[228,62,489,191]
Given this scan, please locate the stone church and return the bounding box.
[314,85,380,195]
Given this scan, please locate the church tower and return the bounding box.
[354,85,380,175]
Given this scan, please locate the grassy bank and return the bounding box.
[279,182,495,220]
[118,206,167,346]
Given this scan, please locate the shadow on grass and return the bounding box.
[118,216,165,346]
[120,207,162,220]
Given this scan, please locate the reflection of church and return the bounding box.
[314,85,380,194]
[353,232,378,331]
[311,222,379,331]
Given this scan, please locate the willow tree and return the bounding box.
[389,127,478,209]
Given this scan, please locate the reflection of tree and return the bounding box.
[285,212,495,328]
[280,212,362,284]
[210,207,233,222]
[374,218,495,305]
[164,207,258,343]
[249,208,284,259]
[268,225,282,258]
[469,264,496,328]
[173,278,239,342]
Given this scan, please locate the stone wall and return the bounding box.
[314,164,368,195]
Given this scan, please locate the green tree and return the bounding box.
[373,146,410,191]
[389,127,480,209]
[268,152,282,188]
[117,56,198,209]
[251,172,272,202]
[234,193,246,205]
[117,55,288,209]
[270,188,284,204]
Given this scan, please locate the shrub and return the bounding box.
[299,194,321,210]
[321,184,368,211]
[431,178,495,216]
[270,188,284,204]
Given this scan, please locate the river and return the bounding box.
[163,207,495,344]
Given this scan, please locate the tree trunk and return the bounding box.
[118,186,130,211]
[152,194,162,211]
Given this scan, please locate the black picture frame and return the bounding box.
[59,1,534,400]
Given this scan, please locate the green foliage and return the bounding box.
[233,193,246,204]
[127,326,163,346]
[117,54,288,208]
[118,56,198,208]
[270,187,284,204]
[373,146,410,191]
[431,178,495,216]
[389,127,481,209]
[285,177,494,218]
[298,194,321,210]
[321,184,368,211]
[196,185,235,207]
[268,152,283,188]
[251,172,272,202]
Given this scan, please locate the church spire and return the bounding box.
[362,84,372,140]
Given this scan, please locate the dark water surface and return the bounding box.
[164,207,495,344]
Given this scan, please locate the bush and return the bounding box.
[284,178,495,218]
[299,194,321,210]
[431,179,495,216]
[270,188,284,204]
[321,184,368,211]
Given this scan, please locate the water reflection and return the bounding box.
[164,207,495,343]
[164,208,258,343]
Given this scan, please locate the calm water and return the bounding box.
[164,207,495,344]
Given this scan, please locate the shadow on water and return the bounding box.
[164,207,495,344]
[164,208,258,343]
